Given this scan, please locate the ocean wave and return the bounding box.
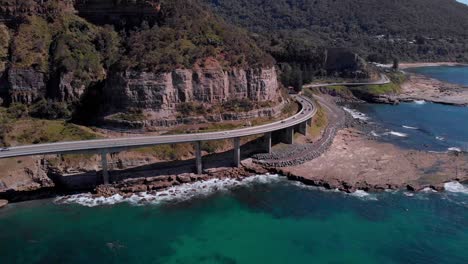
[402,125,418,130]
[385,131,408,137]
[350,190,378,201]
[370,131,380,137]
[421,187,437,193]
[444,181,468,195]
[447,147,462,152]
[436,136,445,141]
[343,107,369,121]
[56,174,281,207]
[413,100,426,105]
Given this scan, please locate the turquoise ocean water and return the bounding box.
[351,66,468,152]
[0,176,467,264]
[0,66,467,264]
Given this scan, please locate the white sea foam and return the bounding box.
[385,131,408,137]
[343,107,369,121]
[350,190,378,201]
[448,147,462,152]
[421,187,437,193]
[56,174,281,207]
[444,181,468,195]
[436,136,445,141]
[370,131,380,137]
[413,100,426,105]
[402,125,418,130]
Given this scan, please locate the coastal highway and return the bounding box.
[0,95,316,159]
[304,74,390,88]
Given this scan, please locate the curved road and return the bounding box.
[304,74,390,88]
[0,95,316,159]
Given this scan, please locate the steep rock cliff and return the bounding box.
[7,68,46,104]
[104,60,279,115]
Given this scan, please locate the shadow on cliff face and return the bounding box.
[70,80,106,125]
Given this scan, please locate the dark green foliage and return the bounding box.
[11,16,52,71]
[176,102,207,116]
[50,15,109,88]
[6,104,28,119]
[0,24,9,71]
[29,99,71,120]
[205,0,468,63]
[118,0,274,72]
[222,99,254,112]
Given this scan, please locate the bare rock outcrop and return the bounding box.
[7,68,46,104]
[104,59,280,114]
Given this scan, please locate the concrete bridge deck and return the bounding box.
[0,95,316,183]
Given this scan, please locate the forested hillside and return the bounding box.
[205,0,468,63]
[0,0,275,121]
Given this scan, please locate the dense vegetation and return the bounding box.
[0,0,274,120]
[117,0,274,72]
[205,0,468,64]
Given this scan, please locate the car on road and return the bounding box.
[0,147,9,152]
[281,121,286,124]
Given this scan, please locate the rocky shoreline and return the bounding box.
[2,67,468,206]
[379,74,468,106]
[92,166,261,198]
[272,127,468,193]
[379,64,468,106]
[268,73,468,193]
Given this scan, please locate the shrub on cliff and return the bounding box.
[11,16,52,71]
[176,102,206,116]
[0,24,9,72]
[29,99,71,120]
[50,15,114,90]
[222,99,254,112]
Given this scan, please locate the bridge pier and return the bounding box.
[233,137,241,167]
[195,141,202,175]
[307,118,312,127]
[101,151,109,184]
[263,132,272,153]
[283,127,294,144]
[298,121,308,136]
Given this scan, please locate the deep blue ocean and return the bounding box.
[407,66,468,86]
[0,66,467,264]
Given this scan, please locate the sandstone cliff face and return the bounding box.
[6,68,46,104]
[52,71,87,102]
[104,62,279,114]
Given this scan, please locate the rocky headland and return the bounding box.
[378,72,468,106]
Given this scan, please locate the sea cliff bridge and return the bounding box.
[0,95,316,184]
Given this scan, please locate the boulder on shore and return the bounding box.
[0,199,8,208]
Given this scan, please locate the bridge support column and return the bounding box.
[233,137,241,167]
[307,118,312,127]
[195,141,202,175]
[298,121,308,136]
[101,151,109,185]
[284,127,294,144]
[264,132,272,153]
